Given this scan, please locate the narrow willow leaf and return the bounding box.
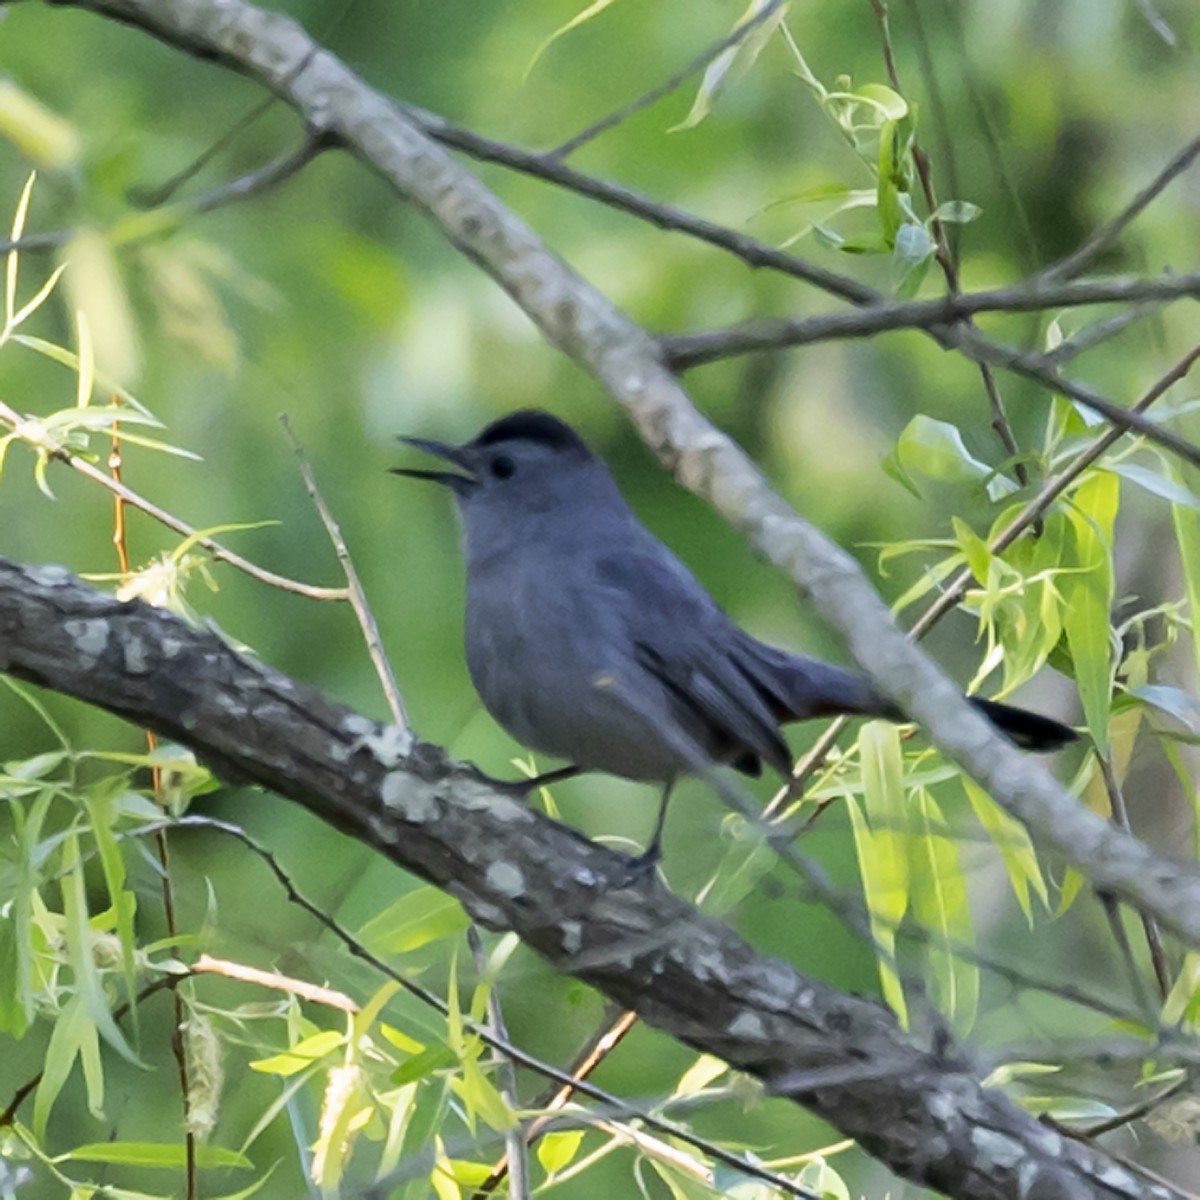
[1171,464,1200,685]
[356,886,469,955]
[671,0,787,131]
[390,1043,456,1086]
[909,790,978,1034]
[34,994,88,1139]
[61,830,141,1066]
[351,980,402,1045]
[59,1141,251,1169]
[250,1029,343,1076]
[524,0,621,80]
[845,791,907,1026]
[62,228,141,389]
[0,83,80,169]
[452,1050,516,1132]
[672,1053,727,1098]
[1110,461,1200,510]
[84,791,139,1041]
[5,172,36,326]
[962,778,1048,923]
[1063,471,1118,754]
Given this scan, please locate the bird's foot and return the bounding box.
[476,763,582,797]
[613,842,662,888]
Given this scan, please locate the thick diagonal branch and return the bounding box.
[0,557,1184,1200]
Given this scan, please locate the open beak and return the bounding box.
[390,436,478,494]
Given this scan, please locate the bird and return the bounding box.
[393,410,1076,867]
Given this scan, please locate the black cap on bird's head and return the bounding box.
[391,410,593,496]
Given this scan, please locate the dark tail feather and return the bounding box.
[731,634,1077,754]
[969,697,1077,752]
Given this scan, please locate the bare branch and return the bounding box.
[660,273,1200,367]
[280,414,410,730]
[1045,132,1200,282]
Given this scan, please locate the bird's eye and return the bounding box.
[489,454,516,480]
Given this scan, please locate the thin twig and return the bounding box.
[0,399,345,600]
[1076,1073,1191,1139]
[183,133,330,219]
[192,953,359,1011]
[128,91,285,208]
[279,413,409,728]
[468,927,530,1200]
[474,1008,639,1195]
[1044,132,1200,282]
[549,0,786,160]
[1046,303,1163,366]
[1098,756,1173,1000]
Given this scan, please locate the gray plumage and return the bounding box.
[394,410,1075,862]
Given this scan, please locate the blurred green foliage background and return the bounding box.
[2,0,1200,1195]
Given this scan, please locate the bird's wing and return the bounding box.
[594,551,793,778]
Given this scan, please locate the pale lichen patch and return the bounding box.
[65,618,109,662]
[970,1128,1024,1171]
[560,920,583,955]
[381,774,439,824]
[485,861,525,899]
[727,1011,766,1041]
[27,563,72,586]
[123,636,148,674]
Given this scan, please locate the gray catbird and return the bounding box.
[394,410,1076,865]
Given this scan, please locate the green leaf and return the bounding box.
[61,830,142,1067]
[1109,461,1200,510]
[356,886,470,955]
[1063,471,1119,753]
[797,1158,852,1200]
[672,0,787,132]
[59,1142,252,1169]
[962,778,1048,923]
[390,1044,457,1086]
[855,83,908,120]
[250,1029,344,1076]
[909,790,978,1034]
[537,1130,585,1176]
[847,723,909,1025]
[932,200,982,224]
[1130,684,1200,730]
[34,994,90,1139]
[896,415,1014,497]
[85,790,140,1040]
[1171,464,1200,686]
[524,0,621,79]
[672,1053,727,1097]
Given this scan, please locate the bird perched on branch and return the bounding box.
[394,410,1076,868]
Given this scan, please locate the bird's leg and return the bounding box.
[479,763,584,796]
[623,780,675,877]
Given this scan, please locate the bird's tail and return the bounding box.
[967,696,1077,752]
[731,634,1077,754]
